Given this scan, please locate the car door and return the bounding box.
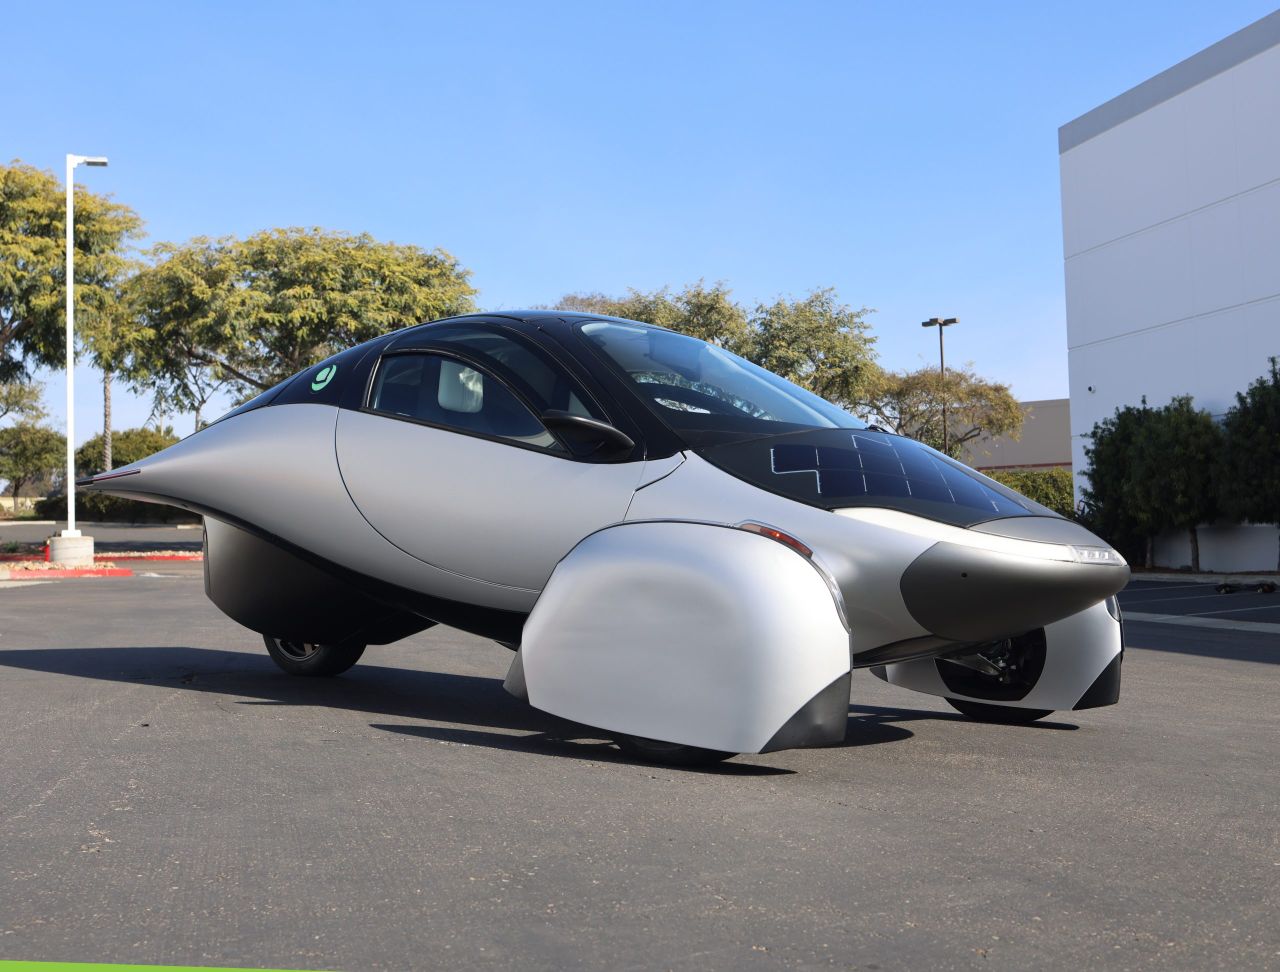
[335,322,645,592]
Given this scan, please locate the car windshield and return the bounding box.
[579,320,866,444]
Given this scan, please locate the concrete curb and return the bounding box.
[0,566,133,580]
[1133,571,1279,584]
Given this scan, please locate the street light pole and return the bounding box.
[921,317,958,454]
[60,154,108,552]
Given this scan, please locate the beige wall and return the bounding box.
[962,398,1071,472]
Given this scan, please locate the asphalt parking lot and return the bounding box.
[1119,578,1280,626]
[1,564,1277,971]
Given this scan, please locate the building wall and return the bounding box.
[1059,12,1280,570]
[963,398,1071,472]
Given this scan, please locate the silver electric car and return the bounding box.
[82,312,1129,764]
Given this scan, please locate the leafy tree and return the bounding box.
[1081,397,1220,570]
[0,422,65,499]
[747,289,878,409]
[75,425,179,478]
[1081,402,1160,566]
[987,467,1075,518]
[864,365,1023,459]
[1218,357,1280,568]
[124,227,477,406]
[1148,396,1220,571]
[0,160,143,382]
[556,284,880,407]
[558,282,750,352]
[0,381,45,424]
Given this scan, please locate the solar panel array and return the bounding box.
[770,431,1025,516]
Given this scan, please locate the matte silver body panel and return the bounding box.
[876,600,1123,712]
[85,404,541,613]
[625,453,936,656]
[336,409,645,591]
[520,521,853,754]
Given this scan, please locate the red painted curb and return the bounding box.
[0,553,202,562]
[0,567,134,579]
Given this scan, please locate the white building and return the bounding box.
[1059,10,1280,571]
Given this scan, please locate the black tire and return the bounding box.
[262,634,365,677]
[947,698,1053,724]
[614,734,736,766]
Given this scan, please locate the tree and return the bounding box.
[74,425,180,479]
[1148,396,1220,572]
[865,365,1023,459]
[1081,401,1160,567]
[124,227,477,406]
[556,284,880,407]
[0,422,65,500]
[746,289,879,409]
[0,381,45,424]
[1218,357,1280,568]
[987,467,1075,518]
[0,160,143,382]
[557,282,750,352]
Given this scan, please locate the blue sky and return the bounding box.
[5,0,1277,441]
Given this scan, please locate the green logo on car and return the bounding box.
[311,364,337,392]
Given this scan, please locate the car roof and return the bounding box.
[396,310,664,335]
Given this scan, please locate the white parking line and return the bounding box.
[1124,611,1280,634]
[1190,602,1280,618]
[1120,592,1248,606]
[1122,583,1219,594]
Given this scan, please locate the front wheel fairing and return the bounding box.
[698,428,1057,528]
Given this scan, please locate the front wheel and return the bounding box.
[263,634,365,677]
[947,698,1053,724]
[614,734,736,766]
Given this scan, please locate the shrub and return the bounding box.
[986,467,1076,519]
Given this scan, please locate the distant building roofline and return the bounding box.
[1058,9,1280,154]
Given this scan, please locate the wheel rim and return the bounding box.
[276,639,321,661]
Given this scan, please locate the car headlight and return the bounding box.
[1069,545,1127,567]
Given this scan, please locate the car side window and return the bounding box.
[369,352,564,452]
[412,323,606,421]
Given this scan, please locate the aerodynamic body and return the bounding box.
[82,312,1130,764]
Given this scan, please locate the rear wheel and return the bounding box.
[614,735,735,766]
[947,698,1053,724]
[263,634,365,677]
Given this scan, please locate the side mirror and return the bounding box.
[541,410,636,460]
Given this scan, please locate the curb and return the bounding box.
[0,553,202,563]
[1133,571,1280,584]
[0,567,134,580]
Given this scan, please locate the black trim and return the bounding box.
[852,634,960,668]
[1073,652,1123,710]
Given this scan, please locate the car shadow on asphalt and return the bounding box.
[0,644,865,772]
[3,644,1054,770]
[848,702,1079,731]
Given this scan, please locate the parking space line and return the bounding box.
[1124,611,1280,634]
[1189,602,1280,618]
[1118,592,1254,606]
[1120,583,1219,594]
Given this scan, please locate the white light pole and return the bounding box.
[56,154,108,563]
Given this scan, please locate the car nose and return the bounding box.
[899,516,1130,643]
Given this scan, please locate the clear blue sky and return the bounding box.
[5,0,1277,441]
